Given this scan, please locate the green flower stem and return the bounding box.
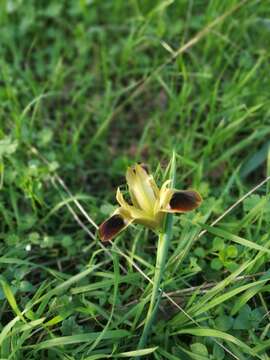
[136,152,176,357]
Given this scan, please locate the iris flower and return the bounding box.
[99,163,202,242]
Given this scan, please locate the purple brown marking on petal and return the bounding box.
[169,190,202,212]
[139,163,149,174]
[99,214,126,242]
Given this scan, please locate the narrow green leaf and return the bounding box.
[0,280,25,321]
[254,339,270,353]
[170,258,257,326]
[158,347,196,360]
[33,330,130,350]
[87,252,120,352]
[117,347,158,357]
[193,279,268,318]
[173,328,258,358]
[199,223,270,254]
[13,318,46,334]
[33,262,105,308]
[84,356,110,360]
[45,315,66,326]
[0,316,20,347]
[240,140,270,178]
[71,273,139,294]
[231,282,266,315]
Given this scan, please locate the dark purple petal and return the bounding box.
[169,190,202,212]
[99,214,126,242]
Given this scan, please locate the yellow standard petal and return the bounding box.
[116,187,160,229]
[116,187,146,219]
[126,164,158,215]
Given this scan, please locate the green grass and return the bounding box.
[1,0,270,359]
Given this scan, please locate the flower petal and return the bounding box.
[126,164,157,214]
[99,210,132,242]
[138,163,160,198]
[157,180,172,212]
[116,187,147,219]
[160,189,202,213]
[116,187,161,229]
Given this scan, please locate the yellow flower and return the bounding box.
[99,163,202,242]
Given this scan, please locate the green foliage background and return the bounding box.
[0,0,270,359]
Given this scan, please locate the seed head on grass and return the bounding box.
[99,163,202,242]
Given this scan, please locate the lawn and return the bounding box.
[0,0,270,359]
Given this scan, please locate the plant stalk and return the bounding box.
[136,152,176,357]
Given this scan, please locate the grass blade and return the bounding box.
[199,223,270,254]
[32,330,130,350]
[117,347,158,357]
[0,280,25,322]
[173,328,258,358]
